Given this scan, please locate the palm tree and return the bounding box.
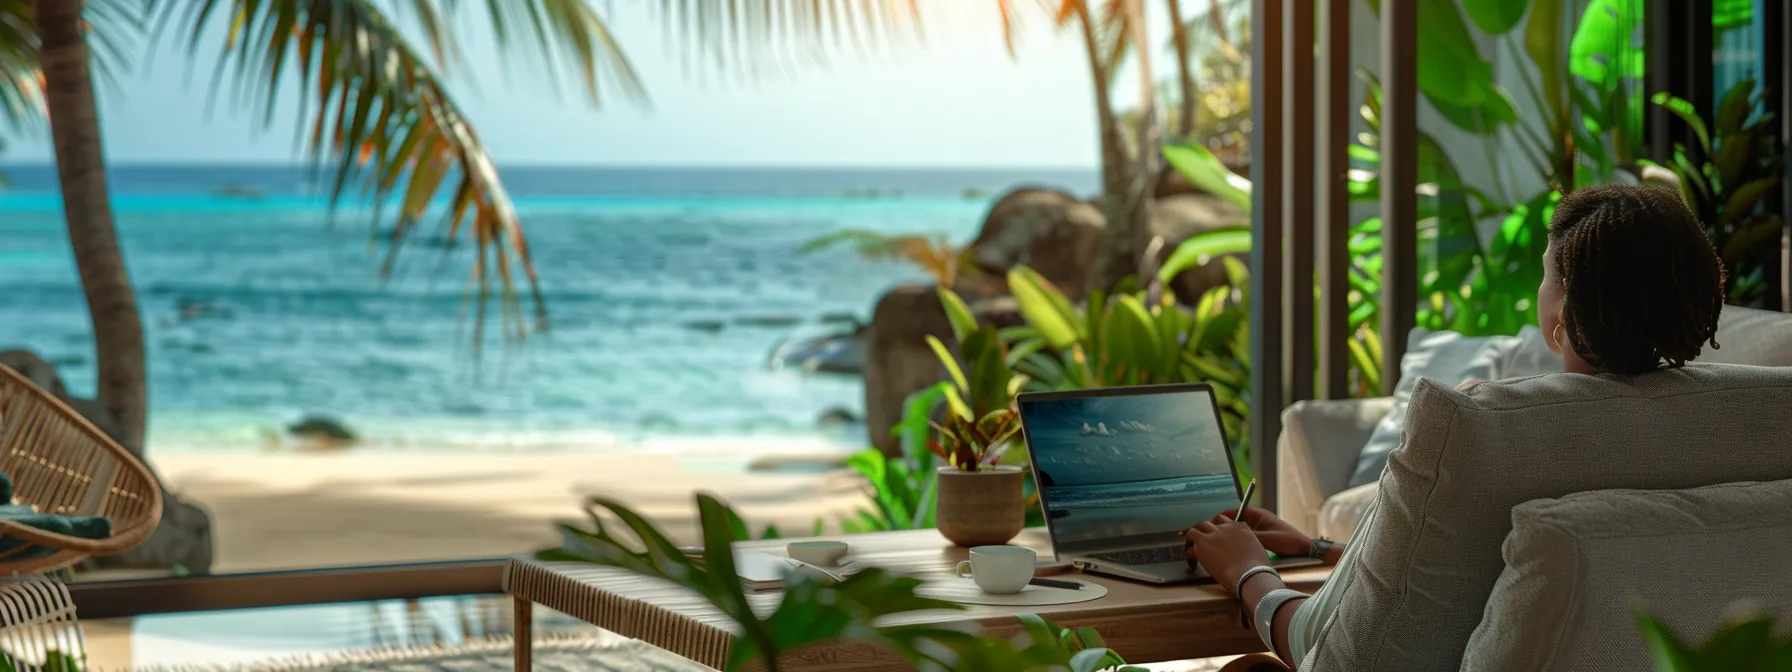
[3,0,918,571]
[1165,0,1196,139]
[997,0,1160,293]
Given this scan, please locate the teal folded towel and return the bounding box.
[0,515,111,560]
[0,471,113,561]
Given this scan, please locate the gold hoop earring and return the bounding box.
[1553,324,1566,350]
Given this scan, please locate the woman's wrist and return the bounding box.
[1239,570,1287,607]
[1321,542,1347,565]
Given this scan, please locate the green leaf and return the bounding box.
[925,335,970,394]
[1723,218,1784,267]
[1069,648,1122,672]
[1653,92,1714,155]
[1525,0,1567,129]
[937,287,978,343]
[1162,143,1252,212]
[1463,0,1528,35]
[941,384,974,423]
[1725,175,1779,225]
[1009,267,1081,350]
[1016,613,1067,656]
[961,328,1014,416]
[1158,227,1252,287]
[1367,0,1496,108]
[1102,295,1164,386]
[1717,79,1757,137]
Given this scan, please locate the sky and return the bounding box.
[0,1,1168,168]
[1020,390,1232,487]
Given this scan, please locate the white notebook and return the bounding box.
[732,551,861,591]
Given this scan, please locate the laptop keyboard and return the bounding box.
[1092,545,1185,565]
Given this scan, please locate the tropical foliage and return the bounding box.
[1648,79,1786,308]
[926,290,1025,472]
[0,650,81,672]
[960,264,1256,479]
[799,231,978,288]
[542,493,1146,672]
[1638,610,1792,671]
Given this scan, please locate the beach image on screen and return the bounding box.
[1020,390,1236,546]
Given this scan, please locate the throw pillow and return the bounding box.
[1346,328,1531,488]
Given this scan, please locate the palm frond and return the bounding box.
[650,0,921,73]
[0,0,42,140]
[152,0,549,349]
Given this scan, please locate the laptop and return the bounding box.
[1016,383,1317,584]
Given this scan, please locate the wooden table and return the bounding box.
[505,528,1329,671]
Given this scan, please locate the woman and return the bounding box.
[1186,185,1728,670]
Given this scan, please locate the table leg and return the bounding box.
[514,596,533,670]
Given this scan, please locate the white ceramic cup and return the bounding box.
[954,545,1036,594]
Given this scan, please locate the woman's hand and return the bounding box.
[1220,507,1312,558]
[1184,514,1272,596]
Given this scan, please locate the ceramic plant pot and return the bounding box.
[935,465,1025,547]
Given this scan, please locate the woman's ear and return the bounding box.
[1547,308,1567,354]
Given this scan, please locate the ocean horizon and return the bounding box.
[2,164,1099,454]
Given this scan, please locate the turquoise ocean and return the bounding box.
[0,165,1096,453]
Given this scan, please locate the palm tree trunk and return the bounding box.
[35,0,147,455]
[1075,2,1131,203]
[1166,0,1198,138]
[1075,2,1146,293]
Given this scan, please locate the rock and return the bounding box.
[970,188,1106,300]
[682,319,726,334]
[287,415,358,441]
[0,350,69,398]
[0,349,217,574]
[733,314,803,328]
[817,407,860,428]
[818,312,863,328]
[863,285,955,456]
[968,295,1025,330]
[768,329,866,375]
[1151,193,1250,303]
[87,492,215,575]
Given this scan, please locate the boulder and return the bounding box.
[0,349,217,575]
[287,415,358,442]
[863,285,955,456]
[970,188,1105,300]
[0,350,69,398]
[768,328,867,375]
[1151,193,1250,303]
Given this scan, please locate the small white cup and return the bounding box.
[787,541,849,566]
[954,545,1036,594]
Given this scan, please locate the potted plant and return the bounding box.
[926,290,1027,547]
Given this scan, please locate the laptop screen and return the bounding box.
[1018,387,1240,553]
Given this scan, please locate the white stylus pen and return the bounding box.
[1235,479,1257,527]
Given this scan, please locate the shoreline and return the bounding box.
[141,450,873,575]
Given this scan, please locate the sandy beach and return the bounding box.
[145,450,873,574]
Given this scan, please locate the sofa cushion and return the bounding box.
[1317,482,1378,541]
[1704,306,1792,367]
[1461,479,1792,671]
[1305,363,1792,671]
[1348,327,1555,488]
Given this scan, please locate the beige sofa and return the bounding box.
[1275,306,1792,671]
[1278,305,1792,541]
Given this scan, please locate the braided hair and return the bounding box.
[1547,185,1726,375]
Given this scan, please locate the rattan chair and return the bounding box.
[0,364,163,575]
[0,576,86,670]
